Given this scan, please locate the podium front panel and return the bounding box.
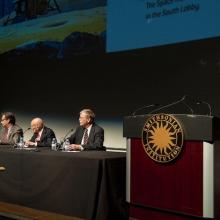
[129,138,204,216]
[124,114,220,220]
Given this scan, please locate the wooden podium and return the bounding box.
[123,114,220,220]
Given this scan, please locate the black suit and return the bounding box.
[68,123,104,150]
[30,126,56,147]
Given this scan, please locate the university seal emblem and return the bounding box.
[142,113,184,163]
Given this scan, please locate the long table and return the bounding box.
[0,146,127,220]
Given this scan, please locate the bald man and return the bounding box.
[25,118,56,147]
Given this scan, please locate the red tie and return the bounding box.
[83,129,88,145]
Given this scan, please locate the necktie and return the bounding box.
[35,132,41,142]
[83,128,88,145]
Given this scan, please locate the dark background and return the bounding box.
[1,36,220,148]
[1,36,220,117]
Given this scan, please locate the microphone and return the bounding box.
[14,127,31,148]
[16,127,30,136]
[196,100,212,116]
[63,128,74,141]
[182,100,194,115]
[148,95,194,115]
[23,127,31,134]
[132,104,160,116]
[58,128,74,151]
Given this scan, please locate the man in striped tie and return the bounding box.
[68,109,104,151]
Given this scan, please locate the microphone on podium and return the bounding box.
[132,104,160,116]
[148,95,194,115]
[196,100,212,116]
[182,100,194,115]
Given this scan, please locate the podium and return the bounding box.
[123,114,220,220]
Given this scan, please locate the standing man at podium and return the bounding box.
[0,112,23,145]
[68,109,104,151]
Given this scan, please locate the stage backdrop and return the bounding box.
[1,0,220,149]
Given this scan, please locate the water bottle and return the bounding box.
[18,137,24,148]
[51,138,57,151]
[63,138,70,151]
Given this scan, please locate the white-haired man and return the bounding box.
[68,109,104,151]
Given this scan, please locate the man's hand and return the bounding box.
[25,141,36,147]
[69,144,83,151]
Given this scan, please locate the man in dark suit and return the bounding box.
[0,112,23,145]
[25,117,56,147]
[68,109,104,151]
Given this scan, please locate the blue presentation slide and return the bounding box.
[107,0,220,52]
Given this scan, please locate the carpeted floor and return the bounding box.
[0,202,83,220]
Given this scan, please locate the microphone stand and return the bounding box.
[148,95,194,115]
[63,128,74,141]
[23,127,31,135]
[182,101,194,115]
[132,104,160,116]
[197,101,212,116]
[59,128,74,150]
[148,95,187,114]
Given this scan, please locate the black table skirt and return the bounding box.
[0,146,127,220]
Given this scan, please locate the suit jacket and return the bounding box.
[0,124,23,145]
[68,123,104,150]
[30,126,56,147]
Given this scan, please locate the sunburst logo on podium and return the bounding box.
[142,114,184,163]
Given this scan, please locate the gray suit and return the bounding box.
[0,124,23,145]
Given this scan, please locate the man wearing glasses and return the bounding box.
[68,109,105,151]
[0,112,23,145]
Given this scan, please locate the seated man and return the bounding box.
[25,117,56,147]
[68,109,104,151]
[0,112,23,145]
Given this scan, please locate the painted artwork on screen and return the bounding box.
[0,0,106,60]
